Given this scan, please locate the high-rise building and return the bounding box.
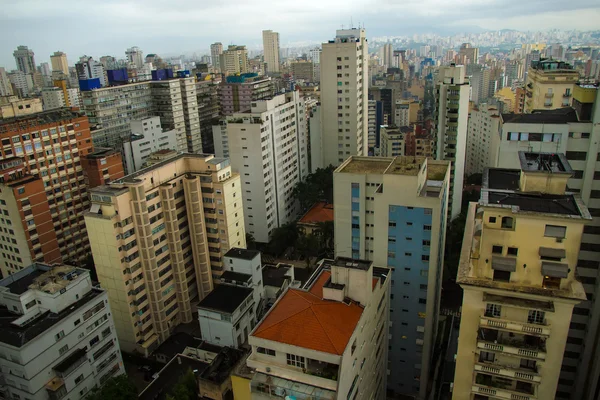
[13,45,35,75]
[320,28,368,167]
[217,74,274,115]
[0,109,94,277]
[458,43,479,65]
[379,126,410,157]
[465,104,500,176]
[0,67,13,97]
[471,66,491,105]
[85,153,246,354]
[210,42,223,72]
[333,156,450,398]
[247,257,391,400]
[42,87,69,110]
[122,116,178,173]
[125,46,144,69]
[381,43,393,69]
[290,61,313,82]
[76,56,106,87]
[524,59,579,112]
[196,78,221,154]
[39,62,51,77]
[219,46,249,76]
[8,70,33,98]
[262,30,280,74]
[367,99,383,155]
[213,91,307,243]
[51,51,69,75]
[434,64,469,219]
[0,263,125,400]
[394,100,419,127]
[452,152,590,400]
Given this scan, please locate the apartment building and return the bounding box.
[247,257,390,400]
[213,91,307,243]
[320,28,369,167]
[290,61,314,82]
[414,134,435,158]
[51,51,69,75]
[0,67,13,97]
[524,59,579,113]
[453,153,590,400]
[333,156,450,398]
[379,126,408,157]
[434,64,469,219]
[0,263,124,400]
[0,96,43,119]
[488,84,600,400]
[219,46,249,76]
[196,78,221,154]
[122,116,178,174]
[0,110,94,277]
[76,56,106,87]
[394,100,419,127]
[81,148,125,188]
[210,43,223,73]
[84,154,245,354]
[218,74,274,116]
[262,30,280,74]
[465,104,500,176]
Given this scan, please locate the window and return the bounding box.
[55,330,65,341]
[493,270,511,282]
[485,303,501,318]
[59,344,69,355]
[286,354,305,368]
[543,275,561,289]
[492,245,503,254]
[501,216,514,229]
[545,225,566,238]
[528,310,545,325]
[507,247,518,256]
[257,347,276,356]
[479,351,495,362]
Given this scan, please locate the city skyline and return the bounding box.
[1,0,600,67]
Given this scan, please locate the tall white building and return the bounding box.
[0,263,124,400]
[210,43,223,72]
[41,87,67,110]
[333,156,450,398]
[125,46,144,69]
[122,116,178,173]
[262,30,280,73]
[0,67,13,96]
[435,64,469,219]
[465,104,500,176]
[319,29,368,167]
[8,70,33,98]
[213,91,307,243]
[13,45,35,75]
[76,56,106,87]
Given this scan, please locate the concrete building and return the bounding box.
[196,78,221,154]
[379,126,410,157]
[217,74,274,115]
[458,43,479,65]
[435,64,469,219]
[213,91,307,243]
[290,61,314,82]
[465,104,500,176]
[41,87,67,110]
[76,56,106,87]
[367,100,380,155]
[125,46,144,69]
[0,67,13,97]
[471,66,491,105]
[51,51,69,75]
[452,153,590,400]
[333,156,450,398]
[524,60,579,113]
[0,96,42,119]
[122,116,178,174]
[0,109,93,277]
[247,257,391,400]
[0,263,124,400]
[414,134,435,158]
[262,30,280,74]
[81,148,125,188]
[394,100,420,127]
[219,46,249,76]
[84,154,245,354]
[8,70,33,98]
[381,43,393,69]
[320,28,368,167]
[210,43,223,72]
[13,45,35,75]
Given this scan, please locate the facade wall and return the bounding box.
[262,31,280,74]
[466,105,500,176]
[123,117,178,174]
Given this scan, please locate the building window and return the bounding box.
[528,310,545,325]
[488,217,496,223]
[493,270,511,282]
[507,247,518,256]
[485,303,501,318]
[542,275,561,289]
[59,344,69,355]
[257,347,276,356]
[286,354,305,368]
[544,225,566,239]
[501,217,514,229]
[492,245,503,254]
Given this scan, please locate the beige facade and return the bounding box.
[524,60,579,112]
[0,96,43,119]
[262,30,280,74]
[84,154,245,354]
[453,153,590,400]
[219,46,249,76]
[51,51,69,75]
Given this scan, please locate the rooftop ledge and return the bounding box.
[457,202,586,302]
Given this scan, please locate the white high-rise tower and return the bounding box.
[262,30,280,73]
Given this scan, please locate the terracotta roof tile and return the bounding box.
[298,202,334,225]
[253,271,363,355]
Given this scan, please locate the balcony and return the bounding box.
[251,372,336,400]
[305,359,339,381]
[563,93,571,98]
[479,317,550,337]
[473,373,536,400]
[475,360,541,383]
[477,329,546,360]
[544,93,554,98]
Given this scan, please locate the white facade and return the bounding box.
[308,103,323,173]
[210,43,223,72]
[8,70,33,97]
[394,101,410,127]
[67,88,81,108]
[213,91,307,243]
[379,127,405,157]
[0,264,124,400]
[435,64,469,219]
[262,30,280,73]
[42,87,67,110]
[0,67,13,96]
[76,57,106,87]
[320,28,369,167]
[125,47,144,69]
[122,116,178,173]
[465,104,500,176]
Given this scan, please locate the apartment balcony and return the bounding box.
[479,317,550,337]
[543,102,552,107]
[247,356,338,392]
[473,373,536,400]
[477,329,546,360]
[475,360,541,383]
[544,93,554,98]
[251,372,336,400]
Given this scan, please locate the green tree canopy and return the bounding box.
[166,369,197,400]
[292,166,335,211]
[86,375,138,400]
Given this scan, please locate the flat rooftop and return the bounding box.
[139,354,209,400]
[0,108,83,128]
[518,152,572,174]
[224,247,260,261]
[197,284,253,314]
[501,107,578,124]
[199,347,245,385]
[152,332,204,360]
[262,264,293,287]
[485,191,581,216]
[0,264,86,295]
[220,271,252,284]
[336,157,393,174]
[486,169,521,191]
[337,156,448,180]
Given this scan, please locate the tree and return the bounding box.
[86,375,137,400]
[268,222,299,257]
[316,221,334,252]
[292,166,335,212]
[246,232,256,250]
[166,369,198,400]
[296,233,320,267]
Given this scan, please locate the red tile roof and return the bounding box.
[298,202,334,225]
[253,271,363,355]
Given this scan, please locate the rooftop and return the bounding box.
[501,107,578,124]
[153,332,204,360]
[1,264,86,295]
[262,264,293,287]
[220,271,252,284]
[198,347,245,385]
[336,156,448,180]
[485,168,520,191]
[518,152,572,174]
[197,284,253,314]
[336,157,392,174]
[138,354,209,400]
[484,191,582,216]
[252,270,363,355]
[224,247,260,261]
[84,147,120,159]
[0,108,83,128]
[298,202,334,225]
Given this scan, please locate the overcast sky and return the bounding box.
[1,0,599,69]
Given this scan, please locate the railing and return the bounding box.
[475,362,541,383]
[472,384,536,400]
[480,317,550,336]
[477,341,546,360]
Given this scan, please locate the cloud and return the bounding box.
[0,0,598,68]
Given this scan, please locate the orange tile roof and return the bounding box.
[298,202,334,225]
[253,271,363,355]
[372,278,378,291]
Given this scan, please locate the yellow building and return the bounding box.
[493,87,516,112]
[0,96,43,119]
[525,59,579,112]
[453,152,590,400]
[84,154,246,355]
[50,51,69,75]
